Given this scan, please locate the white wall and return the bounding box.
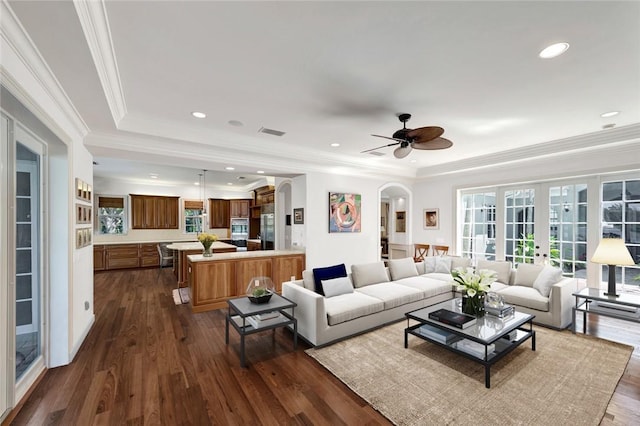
[291,174,307,248]
[303,171,390,270]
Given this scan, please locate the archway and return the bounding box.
[275,180,292,249]
[378,183,412,260]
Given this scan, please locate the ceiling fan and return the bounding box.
[362,113,453,159]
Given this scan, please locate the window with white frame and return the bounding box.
[97,196,126,234]
[601,179,640,286]
[184,200,204,234]
[460,191,496,261]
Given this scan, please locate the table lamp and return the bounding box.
[590,238,635,297]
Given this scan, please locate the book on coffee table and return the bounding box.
[418,324,462,344]
[428,309,477,329]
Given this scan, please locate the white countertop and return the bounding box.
[188,249,304,262]
[95,239,233,246]
[167,241,237,251]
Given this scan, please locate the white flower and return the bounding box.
[451,267,497,296]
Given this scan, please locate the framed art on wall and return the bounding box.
[293,208,304,224]
[329,192,361,233]
[396,211,406,233]
[424,208,439,229]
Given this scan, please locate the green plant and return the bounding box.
[514,233,560,264]
[252,287,268,297]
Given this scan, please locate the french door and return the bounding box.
[461,180,588,278]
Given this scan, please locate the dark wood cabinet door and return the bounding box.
[131,195,145,229]
[209,199,230,228]
[165,197,179,228]
[230,199,251,218]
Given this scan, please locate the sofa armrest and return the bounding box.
[548,277,578,329]
[282,281,327,346]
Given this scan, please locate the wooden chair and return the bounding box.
[433,245,449,256]
[413,244,430,262]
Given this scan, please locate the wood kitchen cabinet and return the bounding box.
[139,243,160,267]
[209,199,230,228]
[105,244,140,270]
[230,199,251,218]
[130,195,179,229]
[93,245,105,271]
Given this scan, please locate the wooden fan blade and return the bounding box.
[412,137,453,150]
[371,134,407,143]
[407,126,444,143]
[361,140,400,153]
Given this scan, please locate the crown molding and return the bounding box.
[1,0,89,140]
[73,0,127,125]
[418,123,640,178]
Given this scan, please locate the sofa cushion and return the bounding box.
[356,282,424,310]
[514,263,544,288]
[313,264,347,295]
[388,257,419,281]
[324,292,385,326]
[533,265,563,297]
[451,256,472,270]
[322,276,354,298]
[476,260,511,285]
[394,276,454,298]
[351,262,390,288]
[498,286,549,312]
[423,257,437,273]
[435,257,452,274]
[423,272,454,282]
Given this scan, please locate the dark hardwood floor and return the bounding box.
[10,269,640,425]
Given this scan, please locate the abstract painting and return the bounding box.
[329,192,361,233]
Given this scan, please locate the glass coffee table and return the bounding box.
[405,298,535,388]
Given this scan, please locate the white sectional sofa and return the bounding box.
[282,257,577,347]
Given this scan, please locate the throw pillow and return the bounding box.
[450,256,472,270]
[351,262,389,288]
[321,276,354,298]
[388,257,419,281]
[312,264,347,295]
[435,257,452,274]
[423,257,437,274]
[514,263,544,288]
[476,260,512,284]
[533,265,563,297]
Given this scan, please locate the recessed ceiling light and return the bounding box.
[539,42,570,59]
[227,182,233,186]
[149,173,159,179]
[330,143,340,147]
[257,170,265,174]
[225,166,235,171]
[410,159,417,163]
[191,111,206,118]
[600,111,620,118]
[228,120,244,127]
[194,182,200,186]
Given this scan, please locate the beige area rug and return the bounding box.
[306,322,632,425]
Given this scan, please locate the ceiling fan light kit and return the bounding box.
[363,113,453,159]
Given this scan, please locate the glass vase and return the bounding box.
[202,243,213,257]
[462,293,485,317]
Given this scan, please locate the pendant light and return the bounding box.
[202,169,208,216]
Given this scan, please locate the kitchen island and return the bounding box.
[186,249,305,312]
[166,241,237,288]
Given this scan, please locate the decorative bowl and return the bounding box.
[246,276,275,304]
[248,292,273,304]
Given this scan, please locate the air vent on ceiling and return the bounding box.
[237,176,246,180]
[258,127,286,137]
[93,161,99,165]
[368,151,385,156]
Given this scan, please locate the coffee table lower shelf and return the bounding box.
[405,314,535,388]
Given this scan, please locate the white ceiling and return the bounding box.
[7,1,640,187]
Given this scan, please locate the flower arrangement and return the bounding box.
[451,267,497,316]
[198,233,218,256]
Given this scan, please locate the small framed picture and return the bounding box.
[76,228,84,248]
[424,208,439,229]
[293,208,304,224]
[396,211,406,233]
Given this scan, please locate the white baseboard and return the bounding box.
[69,314,95,362]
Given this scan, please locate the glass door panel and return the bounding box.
[549,184,588,278]
[15,142,41,380]
[504,188,536,264]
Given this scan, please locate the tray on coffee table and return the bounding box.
[405,298,535,388]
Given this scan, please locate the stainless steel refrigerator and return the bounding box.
[260,213,275,250]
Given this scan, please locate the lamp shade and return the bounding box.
[591,238,635,266]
